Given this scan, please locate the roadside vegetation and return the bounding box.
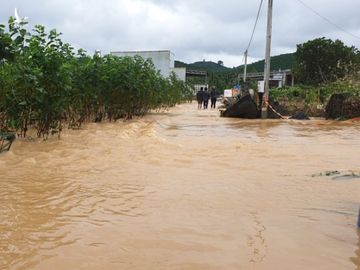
[270,81,360,105]
[269,38,360,117]
[0,18,192,138]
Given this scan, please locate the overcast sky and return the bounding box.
[1,0,360,67]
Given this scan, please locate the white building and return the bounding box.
[110,50,186,81]
[172,67,186,82]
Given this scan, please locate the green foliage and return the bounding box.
[270,81,360,105]
[270,38,360,105]
[0,23,15,62]
[0,20,75,137]
[270,86,306,101]
[294,37,359,85]
[0,18,190,138]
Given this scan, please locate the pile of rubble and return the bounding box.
[325,93,360,119]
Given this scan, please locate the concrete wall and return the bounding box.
[110,50,175,78]
[172,67,186,81]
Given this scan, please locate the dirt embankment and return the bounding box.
[270,99,324,118]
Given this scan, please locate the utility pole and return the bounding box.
[261,0,273,119]
[243,50,248,82]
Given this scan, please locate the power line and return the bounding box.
[240,0,264,84]
[296,0,360,40]
[239,0,263,69]
[245,0,264,53]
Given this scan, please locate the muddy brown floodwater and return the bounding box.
[0,103,360,270]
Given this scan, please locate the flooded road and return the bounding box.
[1,103,360,270]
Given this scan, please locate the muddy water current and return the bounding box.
[1,103,360,270]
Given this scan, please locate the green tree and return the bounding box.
[0,24,14,62]
[294,37,359,85]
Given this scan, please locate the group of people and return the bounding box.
[196,86,219,109]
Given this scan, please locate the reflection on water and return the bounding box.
[0,103,360,270]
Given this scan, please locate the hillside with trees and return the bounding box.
[238,53,295,72]
[175,53,295,73]
[175,60,231,71]
[175,53,295,90]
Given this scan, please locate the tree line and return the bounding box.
[0,18,193,138]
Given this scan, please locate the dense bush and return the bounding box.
[0,18,192,138]
[294,37,360,85]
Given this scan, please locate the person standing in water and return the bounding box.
[210,86,218,109]
[203,87,210,109]
[196,87,204,109]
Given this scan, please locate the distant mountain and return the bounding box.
[239,53,295,72]
[175,53,296,90]
[175,53,295,73]
[175,60,231,72]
